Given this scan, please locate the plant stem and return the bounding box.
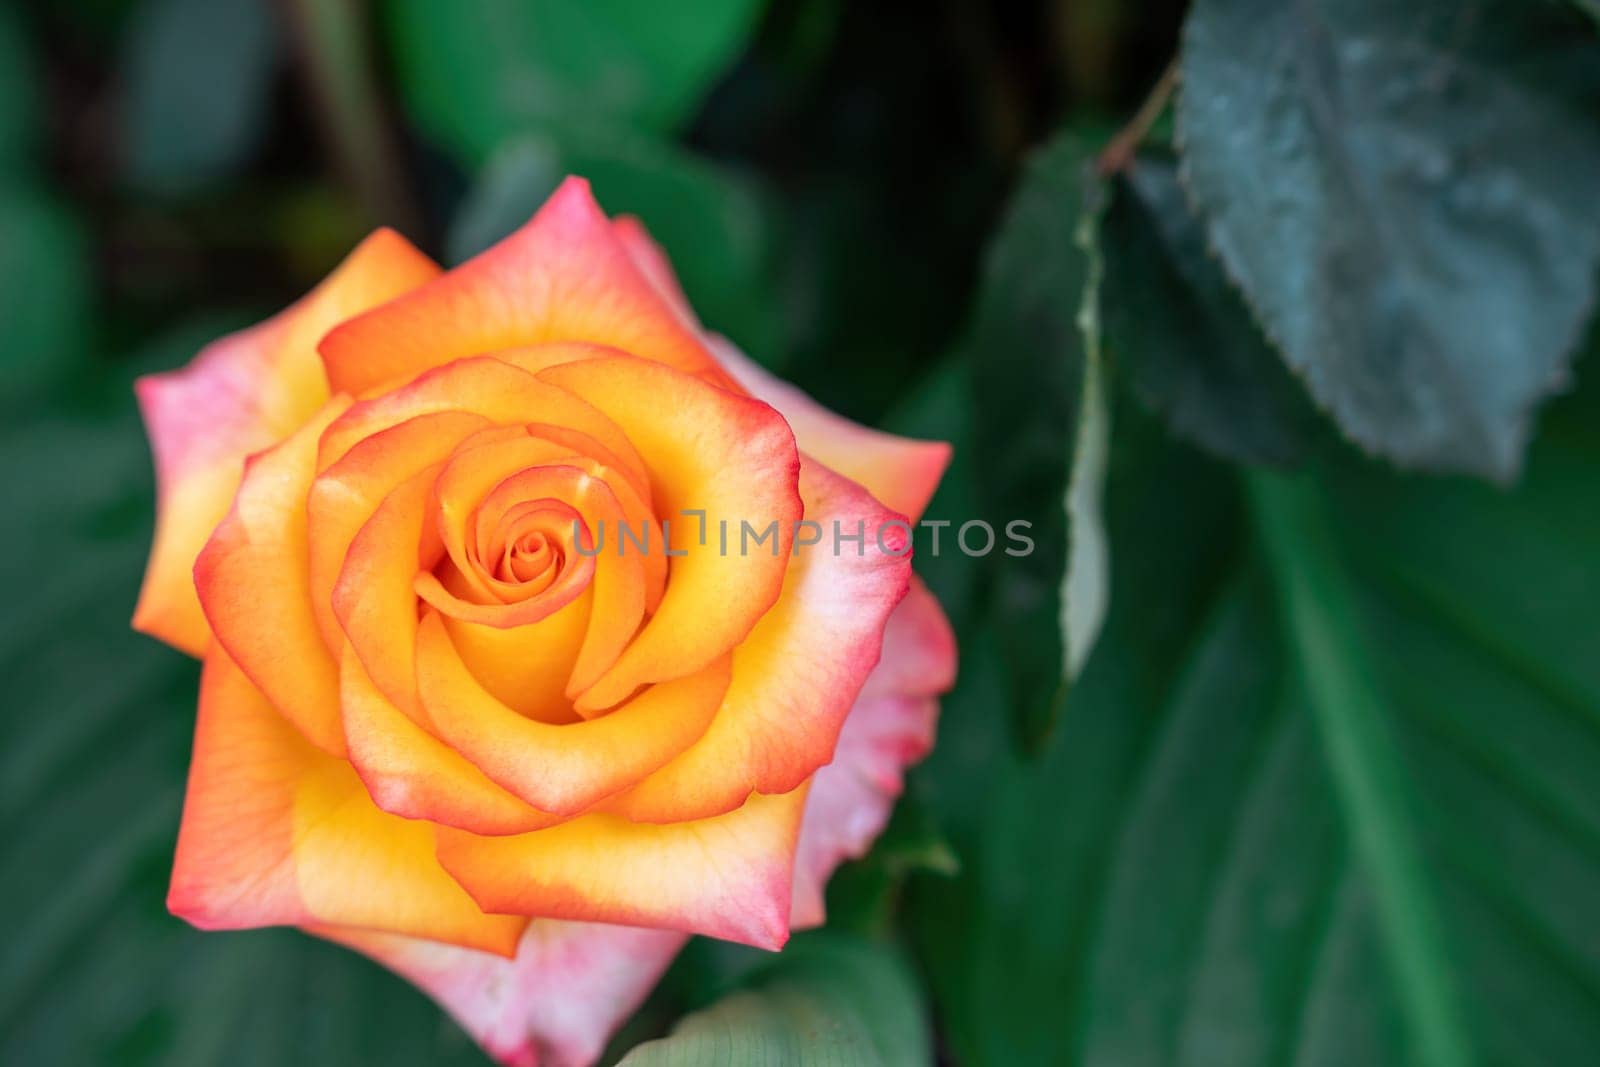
[283,0,421,234]
[1095,59,1178,176]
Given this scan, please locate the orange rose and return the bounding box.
[133,178,955,1065]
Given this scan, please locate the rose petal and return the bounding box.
[307,410,493,654]
[604,456,911,822]
[134,229,439,655]
[431,425,660,613]
[339,644,563,836]
[534,356,802,712]
[788,694,940,928]
[608,216,951,524]
[313,921,686,1067]
[788,578,953,927]
[861,575,958,700]
[709,336,952,524]
[168,650,525,956]
[332,463,441,719]
[194,399,353,755]
[318,354,646,485]
[319,179,731,396]
[424,439,656,700]
[435,785,808,950]
[787,575,947,927]
[436,597,594,725]
[415,611,729,816]
[612,216,695,326]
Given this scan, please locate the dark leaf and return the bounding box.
[1102,153,1319,465]
[1179,0,1600,479]
[911,363,1600,1064]
[970,132,1109,748]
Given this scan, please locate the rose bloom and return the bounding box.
[131,178,955,1066]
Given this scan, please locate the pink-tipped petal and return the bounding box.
[167,650,525,956]
[319,179,732,396]
[608,213,951,525]
[133,229,440,655]
[611,216,696,327]
[708,336,952,524]
[315,921,687,1067]
[789,578,955,927]
[603,458,912,823]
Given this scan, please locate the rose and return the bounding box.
[132,178,956,1066]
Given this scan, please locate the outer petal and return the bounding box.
[193,398,353,755]
[709,335,952,524]
[436,786,809,951]
[318,178,731,396]
[612,216,693,325]
[859,575,958,701]
[534,356,803,711]
[604,457,911,822]
[609,216,951,523]
[789,578,955,927]
[314,921,686,1067]
[133,229,440,655]
[167,650,525,956]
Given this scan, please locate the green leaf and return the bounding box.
[1247,472,1473,1067]
[386,0,765,164]
[1178,0,1600,480]
[1102,153,1319,465]
[119,0,280,195]
[617,935,929,1066]
[909,406,1241,1066]
[970,132,1110,748]
[912,367,1600,1065]
[0,183,93,401]
[0,323,491,1067]
[448,131,782,358]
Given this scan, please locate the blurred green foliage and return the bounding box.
[118,0,279,195]
[3,0,1599,1064]
[913,371,1600,1066]
[969,132,1106,749]
[387,0,767,163]
[0,4,91,398]
[1101,151,1318,466]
